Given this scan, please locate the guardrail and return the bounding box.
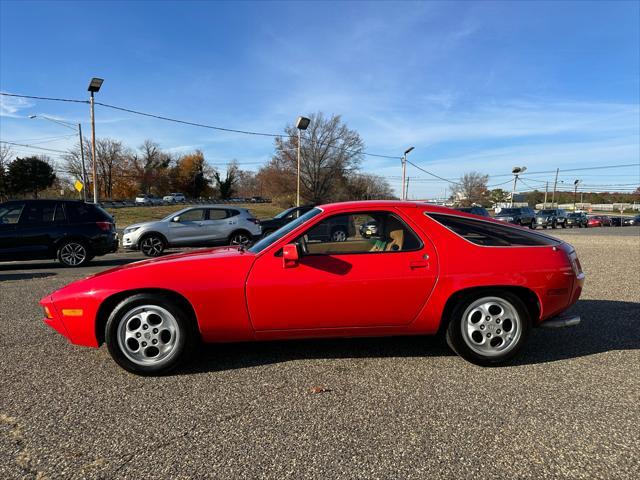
[98,198,271,209]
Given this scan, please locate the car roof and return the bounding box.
[317,200,481,216]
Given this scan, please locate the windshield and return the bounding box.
[274,207,296,219]
[498,208,518,215]
[568,213,580,218]
[539,209,555,215]
[249,208,322,253]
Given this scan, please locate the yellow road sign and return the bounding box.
[74,180,84,192]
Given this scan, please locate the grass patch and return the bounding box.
[106,203,283,227]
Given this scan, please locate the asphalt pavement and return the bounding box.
[1,228,639,479]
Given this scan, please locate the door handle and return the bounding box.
[409,260,427,269]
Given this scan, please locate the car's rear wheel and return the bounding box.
[229,231,252,247]
[58,240,91,267]
[445,291,531,366]
[331,228,348,242]
[140,234,165,257]
[529,220,536,229]
[105,293,197,375]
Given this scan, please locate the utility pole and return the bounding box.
[573,179,581,211]
[551,168,559,206]
[78,123,87,202]
[294,116,310,207]
[543,181,548,208]
[405,177,410,200]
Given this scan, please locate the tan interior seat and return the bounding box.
[386,229,404,251]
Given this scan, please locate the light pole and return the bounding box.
[88,77,104,203]
[401,146,414,200]
[295,116,310,207]
[573,179,581,211]
[510,166,527,207]
[29,114,88,202]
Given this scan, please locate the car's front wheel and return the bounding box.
[529,220,536,229]
[58,240,91,267]
[105,293,197,375]
[140,234,165,257]
[331,228,348,242]
[445,291,531,366]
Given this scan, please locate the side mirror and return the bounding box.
[172,216,180,223]
[282,243,299,268]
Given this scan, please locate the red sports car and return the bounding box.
[40,201,584,375]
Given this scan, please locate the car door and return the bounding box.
[0,202,26,260]
[14,201,58,259]
[168,208,206,244]
[246,209,438,330]
[200,208,229,243]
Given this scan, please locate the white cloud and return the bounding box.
[0,94,34,118]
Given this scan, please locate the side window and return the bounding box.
[66,203,94,223]
[179,209,205,222]
[225,209,240,219]
[20,203,56,224]
[296,211,422,255]
[428,213,561,247]
[54,203,67,222]
[0,203,25,224]
[208,209,227,220]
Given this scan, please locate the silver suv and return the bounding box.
[122,206,261,256]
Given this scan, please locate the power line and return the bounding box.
[489,163,640,178]
[0,92,88,104]
[0,141,68,154]
[405,159,459,184]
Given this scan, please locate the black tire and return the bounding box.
[551,220,557,229]
[139,233,166,257]
[445,290,531,367]
[529,220,536,229]
[561,221,566,229]
[57,239,91,267]
[262,229,275,238]
[105,293,198,375]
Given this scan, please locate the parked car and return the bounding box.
[589,215,612,227]
[162,193,186,203]
[0,199,117,267]
[41,200,584,375]
[259,205,315,236]
[566,212,588,228]
[622,215,640,226]
[535,209,568,229]
[610,216,623,227]
[121,206,261,256]
[494,207,537,228]
[455,206,490,217]
[135,194,162,205]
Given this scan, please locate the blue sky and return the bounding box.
[1,0,638,198]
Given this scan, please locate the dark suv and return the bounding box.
[494,207,537,228]
[455,206,490,217]
[535,209,568,229]
[566,212,588,228]
[0,200,117,267]
[260,205,315,236]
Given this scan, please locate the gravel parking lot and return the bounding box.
[1,228,639,479]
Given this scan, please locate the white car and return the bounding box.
[135,194,162,205]
[163,193,186,203]
[122,206,262,256]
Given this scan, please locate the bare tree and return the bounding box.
[95,138,129,199]
[451,172,489,206]
[0,144,13,199]
[271,112,364,204]
[341,173,395,200]
[130,140,172,194]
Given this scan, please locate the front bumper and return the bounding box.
[536,217,552,227]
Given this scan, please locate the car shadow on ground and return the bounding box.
[0,271,57,281]
[0,258,138,271]
[179,299,639,374]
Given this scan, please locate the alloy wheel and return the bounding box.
[141,236,164,256]
[116,305,180,366]
[460,296,522,358]
[60,242,87,266]
[230,233,251,246]
[331,230,347,242]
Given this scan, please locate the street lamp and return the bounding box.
[573,179,581,211]
[402,146,414,201]
[295,116,310,207]
[30,114,88,201]
[87,77,104,203]
[510,166,527,207]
